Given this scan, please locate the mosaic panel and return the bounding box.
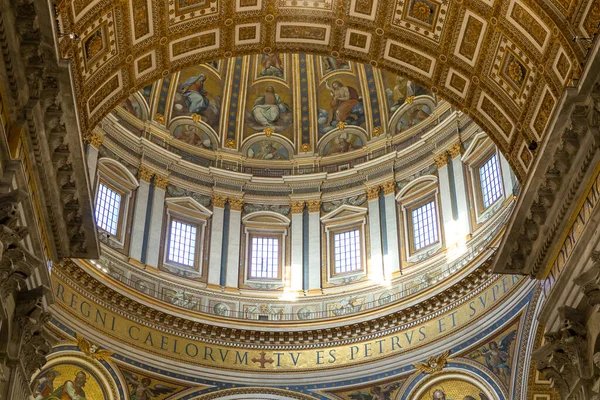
[169,30,220,61]
[168,0,219,25]
[384,40,436,77]
[276,23,331,44]
[130,0,153,43]
[392,0,448,42]
[476,94,515,143]
[552,47,572,85]
[77,11,117,81]
[87,72,122,115]
[349,0,379,20]
[235,23,261,45]
[345,29,372,53]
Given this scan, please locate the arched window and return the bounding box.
[397,176,442,262]
[94,159,139,249]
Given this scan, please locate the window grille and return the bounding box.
[95,183,121,235]
[250,237,279,279]
[412,201,439,250]
[168,220,197,267]
[334,229,362,274]
[479,154,504,208]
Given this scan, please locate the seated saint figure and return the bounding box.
[327,80,359,125]
[251,86,290,128]
[179,73,209,114]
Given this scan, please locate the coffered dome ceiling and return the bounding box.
[56,0,597,181]
[112,54,441,168]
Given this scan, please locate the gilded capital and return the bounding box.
[449,142,462,159]
[86,132,104,149]
[381,180,396,196]
[434,152,450,168]
[366,186,380,201]
[154,175,169,190]
[138,166,153,183]
[306,200,321,213]
[229,198,244,211]
[212,195,227,208]
[290,201,305,214]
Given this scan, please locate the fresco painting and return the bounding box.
[120,96,145,119]
[384,74,430,113]
[416,378,490,400]
[172,66,222,132]
[469,321,519,386]
[172,124,214,149]
[321,56,351,74]
[247,140,290,160]
[31,363,107,400]
[318,76,365,135]
[258,53,285,78]
[395,103,433,133]
[245,82,293,138]
[321,132,363,156]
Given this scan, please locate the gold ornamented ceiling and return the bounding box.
[56,0,596,180]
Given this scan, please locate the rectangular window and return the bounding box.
[168,220,197,267]
[479,154,504,208]
[333,229,362,274]
[95,183,121,236]
[412,201,439,251]
[250,237,279,279]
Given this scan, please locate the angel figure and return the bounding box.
[123,371,176,400]
[348,381,401,400]
[76,334,112,361]
[472,330,516,379]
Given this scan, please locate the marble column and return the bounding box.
[436,153,455,246]
[129,167,153,262]
[366,186,384,283]
[225,198,244,288]
[381,181,401,275]
[145,175,168,268]
[208,195,227,286]
[499,151,515,198]
[307,200,321,290]
[290,201,305,291]
[449,144,470,240]
[85,132,103,188]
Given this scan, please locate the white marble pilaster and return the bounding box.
[366,187,384,283]
[382,182,401,275]
[307,201,321,290]
[290,202,304,291]
[225,200,243,288]
[437,158,455,246]
[207,196,226,286]
[145,176,167,268]
[451,154,470,239]
[129,179,151,262]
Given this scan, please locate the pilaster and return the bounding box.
[381,180,400,274]
[290,201,305,291]
[225,197,244,288]
[145,175,168,268]
[366,186,384,283]
[129,166,153,262]
[208,195,227,286]
[307,200,321,290]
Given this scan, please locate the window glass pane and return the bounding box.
[412,201,439,251]
[94,183,122,236]
[333,229,361,274]
[479,153,504,208]
[250,237,279,279]
[168,220,197,267]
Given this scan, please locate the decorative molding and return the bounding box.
[307,200,321,213]
[85,132,104,149]
[381,180,396,196]
[212,195,227,208]
[448,142,462,158]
